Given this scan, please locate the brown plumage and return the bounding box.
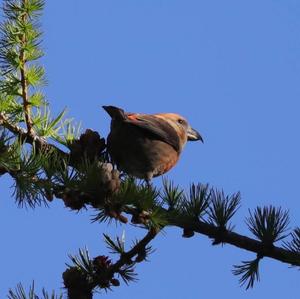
[103,105,203,182]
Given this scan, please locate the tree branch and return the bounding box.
[0,112,32,141]
[50,180,300,268]
[108,227,158,275]
[20,0,34,137]
[118,205,299,266]
[64,228,158,299]
[1,115,297,267]
[0,112,68,157]
[2,105,299,290]
[170,216,300,265]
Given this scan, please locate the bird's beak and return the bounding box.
[187,126,203,142]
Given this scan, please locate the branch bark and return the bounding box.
[109,227,158,274]
[0,112,68,157]
[20,0,34,137]
[170,216,300,265]
[122,206,300,266]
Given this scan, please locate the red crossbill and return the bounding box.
[103,105,203,182]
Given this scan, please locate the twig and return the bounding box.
[0,112,67,157]
[0,112,32,141]
[109,227,158,274]
[170,216,300,265]
[121,205,300,266]
[20,0,34,137]
[64,228,158,299]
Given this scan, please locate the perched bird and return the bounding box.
[103,105,203,182]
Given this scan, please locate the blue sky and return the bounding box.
[1,0,300,298]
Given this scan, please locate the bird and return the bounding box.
[103,105,203,183]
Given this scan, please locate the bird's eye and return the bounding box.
[177,119,184,124]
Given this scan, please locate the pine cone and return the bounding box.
[60,162,121,210]
[97,162,121,194]
[63,267,88,289]
[62,188,86,210]
[88,162,121,207]
[63,267,92,299]
[69,129,106,163]
[93,255,112,270]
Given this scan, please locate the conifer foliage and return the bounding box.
[1,1,300,298]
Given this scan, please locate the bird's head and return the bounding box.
[154,113,203,148]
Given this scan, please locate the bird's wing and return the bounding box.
[125,114,180,152]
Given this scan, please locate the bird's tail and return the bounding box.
[102,105,126,120]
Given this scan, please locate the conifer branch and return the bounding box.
[169,216,300,266]
[108,227,158,274]
[0,112,28,138]
[123,203,300,266]
[63,228,158,298]
[0,111,67,162]
[55,180,300,267]
[20,0,34,137]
